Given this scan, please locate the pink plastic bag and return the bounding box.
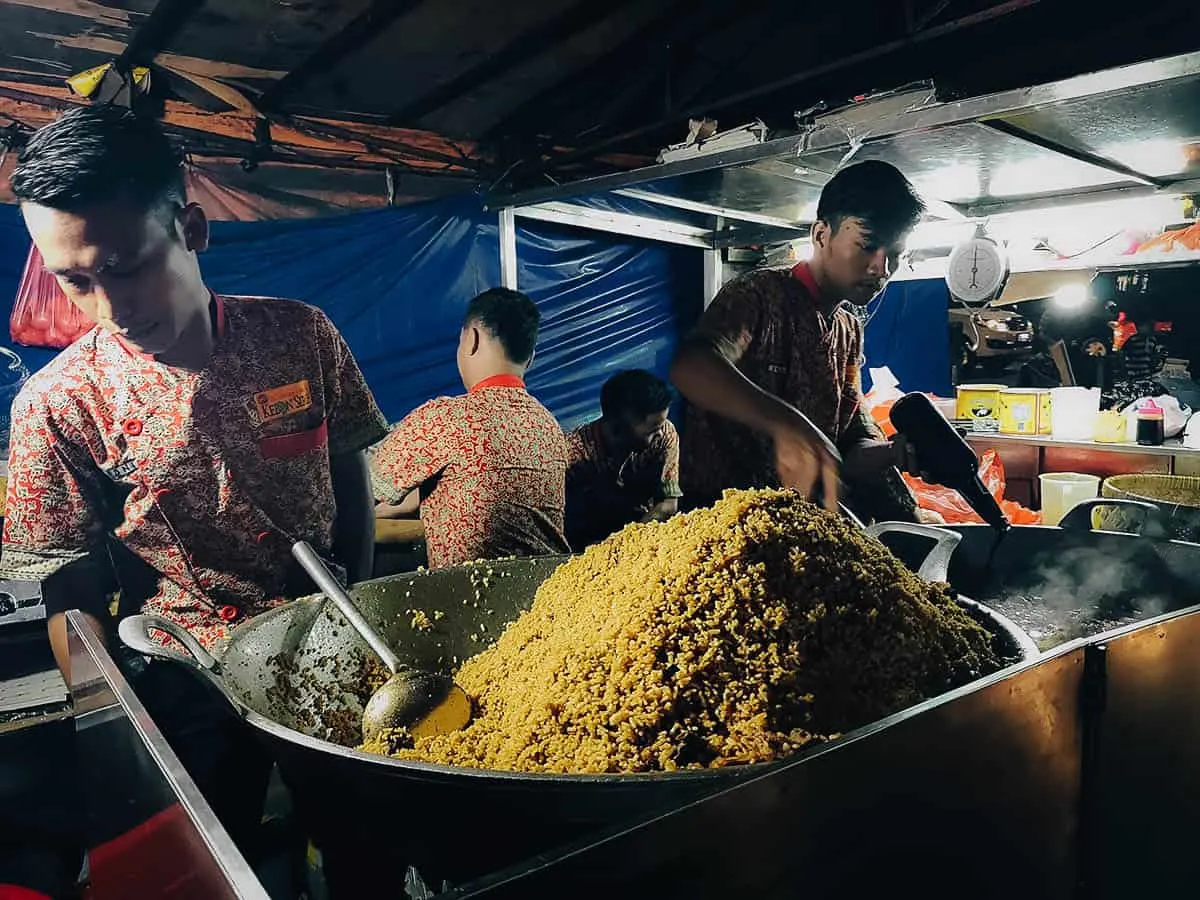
[9,244,93,349]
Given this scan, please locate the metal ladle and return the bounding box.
[291,541,471,744]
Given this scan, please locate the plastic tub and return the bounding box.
[956,384,1004,433]
[1049,387,1100,441]
[998,389,1051,435]
[1040,472,1100,526]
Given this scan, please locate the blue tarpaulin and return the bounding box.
[862,277,952,398]
[0,196,701,429]
[516,219,698,428]
[0,192,947,428]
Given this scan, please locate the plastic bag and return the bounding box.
[9,244,93,349]
[1184,412,1200,450]
[1135,221,1200,254]
[902,449,1042,526]
[863,367,903,438]
[864,380,954,441]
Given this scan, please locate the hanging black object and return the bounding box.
[890,392,1011,533]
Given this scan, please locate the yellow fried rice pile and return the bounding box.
[362,489,1001,774]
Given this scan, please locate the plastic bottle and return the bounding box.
[1136,398,1165,446]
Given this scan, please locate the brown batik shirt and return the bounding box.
[564,417,682,549]
[681,263,916,518]
[370,374,570,568]
[1,295,389,649]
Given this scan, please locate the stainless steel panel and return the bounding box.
[614,187,807,230]
[0,579,44,627]
[491,49,1200,233]
[619,168,822,224]
[66,612,269,900]
[486,132,810,209]
[798,122,1132,206]
[452,651,1085,899]
[513,202,712,248]
[1086,610,1200,897]
[1003,76,1200,182]
[498,207,517,290]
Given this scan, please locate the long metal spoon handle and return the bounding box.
[291,541,403,674]
[838,502,867,532]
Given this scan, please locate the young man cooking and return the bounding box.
[564,369,682,549]
[0,105,387,850]
[671,160,929,523]
[371,287,571,566]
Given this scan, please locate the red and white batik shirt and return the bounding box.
[369,374,570,568]
[0,295,388,649]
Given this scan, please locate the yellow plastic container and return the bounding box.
[1094,409,1127,443]
[998,388,1043,435]
[956,384,1004,433]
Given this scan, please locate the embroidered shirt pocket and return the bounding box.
[258,419,329,460]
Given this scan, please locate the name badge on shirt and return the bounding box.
[248,380,312,425]
[105,458,139,481]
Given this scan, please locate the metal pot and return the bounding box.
[119,527,1035,891]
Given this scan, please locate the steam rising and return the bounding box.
[1027,545,1170,620]
[989,540,1192,648]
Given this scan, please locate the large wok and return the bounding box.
[119,523,1036,893]
[877,499,1200,651]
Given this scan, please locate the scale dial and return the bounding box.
[946,236,1009,305]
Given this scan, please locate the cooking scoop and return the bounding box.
[291,541,471,743]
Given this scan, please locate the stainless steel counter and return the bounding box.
[964,432,1200,461]
[452,604,1200,899]
[66,611,270,900]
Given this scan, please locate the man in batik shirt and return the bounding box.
[564,369,681,549]
[671,160,928,523]
[371,288,570,566]
[0,105,387,851]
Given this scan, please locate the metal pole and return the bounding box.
[702,248,723,309]
[499,207,518,289]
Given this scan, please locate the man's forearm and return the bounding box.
[641,499,679,523]
[378,489,420,518]
[841,404,884,449]
[670,342,804,438]
[331,451,375,584]
[47,610,107,683]
[39,559,115,681]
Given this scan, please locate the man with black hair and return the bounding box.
[671,160,927,523]
[1,105,387,853]
[564,369,682,549]
[371,287,570,567]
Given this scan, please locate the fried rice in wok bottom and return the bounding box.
[360,489,1002,774]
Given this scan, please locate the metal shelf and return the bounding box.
[490,50,1200,251]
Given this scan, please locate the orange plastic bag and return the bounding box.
[868,393,954,440]
[1135,221,1200,254]
[902,449,1042,525]
[9,244,93,349]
